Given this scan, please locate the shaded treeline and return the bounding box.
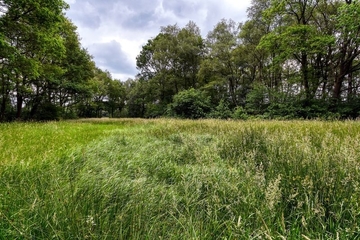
[0,0,125,121]
[131,0,360,119]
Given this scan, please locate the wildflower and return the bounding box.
[86,215,96,226]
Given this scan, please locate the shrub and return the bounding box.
[245,84,269,115]
[232,106,249,120]
[34,102,60,121]
[168,88,211,119]
[208,99,232,119]
[145,103,166,118]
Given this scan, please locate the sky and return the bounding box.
[64,0,252,81]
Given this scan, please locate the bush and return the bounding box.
[145,103,166,118]
[265,102,298,119]
[208,99,232,119]
[245,84,269,115]
[34,102,60,121]
[232,106,249,120]
[168,88,211,119]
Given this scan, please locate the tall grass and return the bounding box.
[1,119,359,239]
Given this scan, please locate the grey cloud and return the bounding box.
[64,0,252,79]
[88,41,136,76]
[66,2,102,29]
[66,0,119,28]
[123,11,155,29]
[67,0,250,34]
[199,1,249,35]
[67,12,101,29]
[162,1,200,18]
[121,0,160,12]
[75,0,119,13]
[67,0,163,30]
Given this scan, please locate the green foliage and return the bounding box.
[198,19,247,106]
[136,22,204,108]
[208,99,232,119]
[145,103,166,118]
[0,0,106,121]
[245,84,269,115]
[232,106,249,120]
[168,88,211,119]
[33,102,61,121]
[259,25,334,61]
[337,0,360,40]
[125,1,360,119]
[3,0,360,121]
[105,79,126,117]
[124,79,148,118]
[61,109,79,119]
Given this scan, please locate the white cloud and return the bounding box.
[64,0,252,80]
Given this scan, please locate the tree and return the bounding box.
[258,0,336,101]
[136,22,204,107]
[0,0,69,120]
[123,78,148,118]
[55,19,95,118]
[332,0,360,99]
[168,88,211,119]
[105,78,126,118]
[198,19,245,107]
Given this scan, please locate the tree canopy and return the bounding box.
[1,0,360,121]
[131,0,360,119]
[0,0,126,121]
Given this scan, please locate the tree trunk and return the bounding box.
[229,76,237,106]
[16,76,25,120]
[333,59,350,100]
[301,53,311,100]
[0,95,6,121]
[0,77,7,121]
[30,84,43,118]
[16,94,23,119]
[348,72,353,100]
[333,78,342,100]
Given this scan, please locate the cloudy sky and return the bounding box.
[64,0,252,80]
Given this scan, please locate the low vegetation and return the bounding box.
[1,119,360,239]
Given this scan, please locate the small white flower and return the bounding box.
[86,215,96,226]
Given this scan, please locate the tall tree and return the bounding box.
[136,21,204,111]
[198,19,244,106]
[0,0,69,120]
[56,19,94,110]
[332,0,360,99]
[105,78,126,118]
[259,0,335,101]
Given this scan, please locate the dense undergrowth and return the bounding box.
[1,119,360,239]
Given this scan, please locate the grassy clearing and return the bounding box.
[1,119,360,239]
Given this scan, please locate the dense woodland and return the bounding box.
[1,0,360,121]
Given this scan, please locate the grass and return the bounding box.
[1,119,360,239]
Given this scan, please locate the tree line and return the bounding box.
[133,0,360,119]
[1,0,360,121]
[0,0,124,121]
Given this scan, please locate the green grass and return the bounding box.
[1,119,360,239]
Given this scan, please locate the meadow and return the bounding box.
[0,119,359,239]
